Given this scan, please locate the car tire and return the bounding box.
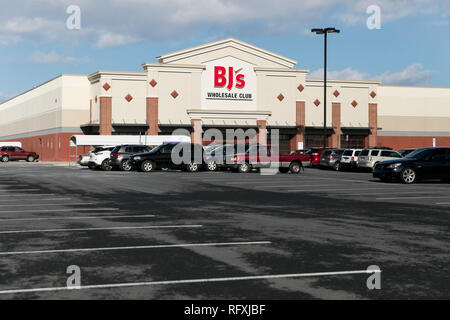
[206,161,217,172]
[120,160,132,171]
[279,167,289,174]
[289,162,302,174]
[238,162,251,173]
[1,155,9,163]
[400,168,417,184]
[186,162,200,173]
[140,160,155,172]
[101,159,112,171]
[333,161,341,171]
[26,155,35,162]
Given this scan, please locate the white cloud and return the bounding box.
[308,63,436,86]
[0,0,447,47]
[375,63,436,85]
[28,51,89,64]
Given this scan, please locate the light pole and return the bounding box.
[311,27,340,148]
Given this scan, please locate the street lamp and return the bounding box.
[311,27,340,148]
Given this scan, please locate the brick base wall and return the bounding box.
[378,136,450,150]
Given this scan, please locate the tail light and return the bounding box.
[330,155,336,158]
[351,157,355,161]
[368,156,372,161]
[112,153,121,157]
[95,152,103,155]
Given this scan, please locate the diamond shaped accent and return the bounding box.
[149,79,157,87]
[103,83,111,91]
[297,84,304,92]
[314,99,320,107]
[333,90,340,97]
[370,91,377,98]
[171,90,179,99]
[351,100,358,108]
[125,94,133,102]
[277,93,285,102]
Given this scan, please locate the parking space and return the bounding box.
[0,162,449,299]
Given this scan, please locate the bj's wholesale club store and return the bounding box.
[1,38,450,161]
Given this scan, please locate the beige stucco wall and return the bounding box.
[111,79,146,124]
[0,75,89,138]
[378,85,450,135]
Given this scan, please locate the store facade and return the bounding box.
[1,38,449,161]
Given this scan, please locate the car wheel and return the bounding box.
[120,160,132,171]
[26,155,35,162]
[186,162,200,173]
[289,162,302,174]
[1,155,9,163]
[101,159,112,171]
[400,168,416,184]
[238,162,251,173]
[333,161,341,171]
[279,167,289,174]
[140,160,155,172]
[206,161,217,172]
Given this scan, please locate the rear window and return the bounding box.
[343,150,353,156]
[360,150,369,156]
[111,146,121,154]
[355,151,361,156]
[322,150,332,156]
[371,150,380,156]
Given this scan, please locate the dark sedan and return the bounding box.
[373,147,450,184]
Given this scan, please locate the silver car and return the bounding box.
[319,149,345,170]
[357,149,403,170]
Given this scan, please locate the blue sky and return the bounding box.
[0,0,449,102]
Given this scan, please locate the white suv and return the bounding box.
[357,149,402,170]
[339,149,362,170]
[88,146,116,170]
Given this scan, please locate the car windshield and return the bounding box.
[343,150,353,156]
[360,150,369,156]
[405,149,432,160]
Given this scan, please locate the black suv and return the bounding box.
[110,145,153,171]
[373,147,450,184]
[128,143,206,172]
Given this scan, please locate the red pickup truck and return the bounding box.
[0,146,39,163]
[228,144,310,173]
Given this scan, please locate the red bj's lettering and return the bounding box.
[214,66,246,90]
[214,66,226,87]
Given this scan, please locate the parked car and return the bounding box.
[77,146,115,166]
[0,146,39,163]
[397,149,416,157]
[128,142,206,172]
[204,143,236,171]
[357,148,402,170]
[226,144,306,174]
[88,146,116,170]
[319,149,345,170]
[373,147,450,184]
[288,150,313,167]
[309,147,333,167]
[110,145,153,171]
[339,149,362,171]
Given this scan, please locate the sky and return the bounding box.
[0,0,449,102]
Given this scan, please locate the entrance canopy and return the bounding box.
[70,135,190,147]
[0,141,22,148]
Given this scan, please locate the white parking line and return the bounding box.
[0,214,156,222]
[286,187,395,192]
[0,240,270,256]
[335,191,450,196]
[376,196,450,200]
[0,269,380,295]
[0,224,203,234]
[436,202,450,205]
[0,194,56,197]
[0,208,119,213]
[0,189,40,192]
[0,203,95,207]
[0,198,72,202]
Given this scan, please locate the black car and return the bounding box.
[205,143,255,171]
[128,142,206,172]
[373,147,450,184]
[110,144,153,171]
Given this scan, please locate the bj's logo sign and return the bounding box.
[214,66,245,90]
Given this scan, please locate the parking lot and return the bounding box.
[0,162,449,299]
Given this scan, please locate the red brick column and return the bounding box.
[146,97,159,135]
[369,103,378,147]
[99,97,112,135]
[290,101,305,151]
[257,120,267,145]
[331,102,341,148]
[191,119,203,145]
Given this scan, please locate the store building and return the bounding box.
[1,38,449,161]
